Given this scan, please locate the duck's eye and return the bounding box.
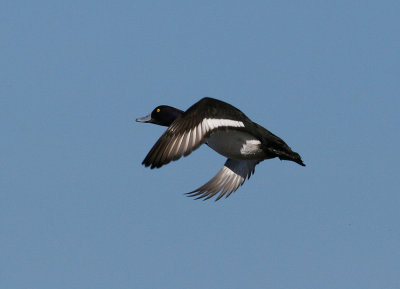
[156,108,161,113]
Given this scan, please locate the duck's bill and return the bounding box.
[136,114,152,123]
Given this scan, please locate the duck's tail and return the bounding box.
[278,150,306,166]
[254,123,306,167]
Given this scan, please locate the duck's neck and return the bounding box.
[164,108,184,126]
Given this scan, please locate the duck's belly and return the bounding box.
[207,130,264,160]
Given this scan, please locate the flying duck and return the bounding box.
[137,97,305,200]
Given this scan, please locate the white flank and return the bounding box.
[240,139,262,155]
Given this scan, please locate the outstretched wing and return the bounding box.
[142,98,246,169]
[186,159,259,201]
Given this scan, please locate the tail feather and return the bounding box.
[278,151,305,166]
[251,122,305,167]
[266,142,305,166]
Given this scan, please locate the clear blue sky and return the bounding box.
[1,1,399,289]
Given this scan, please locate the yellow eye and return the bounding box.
[156,108,161,112]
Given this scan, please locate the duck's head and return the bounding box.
[136,105,184,127]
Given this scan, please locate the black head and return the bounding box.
[136,105,184,127]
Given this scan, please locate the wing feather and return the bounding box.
[142,118,208,168]
[186,159,259,201]
[142,99,248,169]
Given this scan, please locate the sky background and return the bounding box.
[1,1,399,289]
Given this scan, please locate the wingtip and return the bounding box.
[142,158,167,169]
[141,159,153,168]
[185,189,219,201]
[298,159,306,167]
[185,190,202,200]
